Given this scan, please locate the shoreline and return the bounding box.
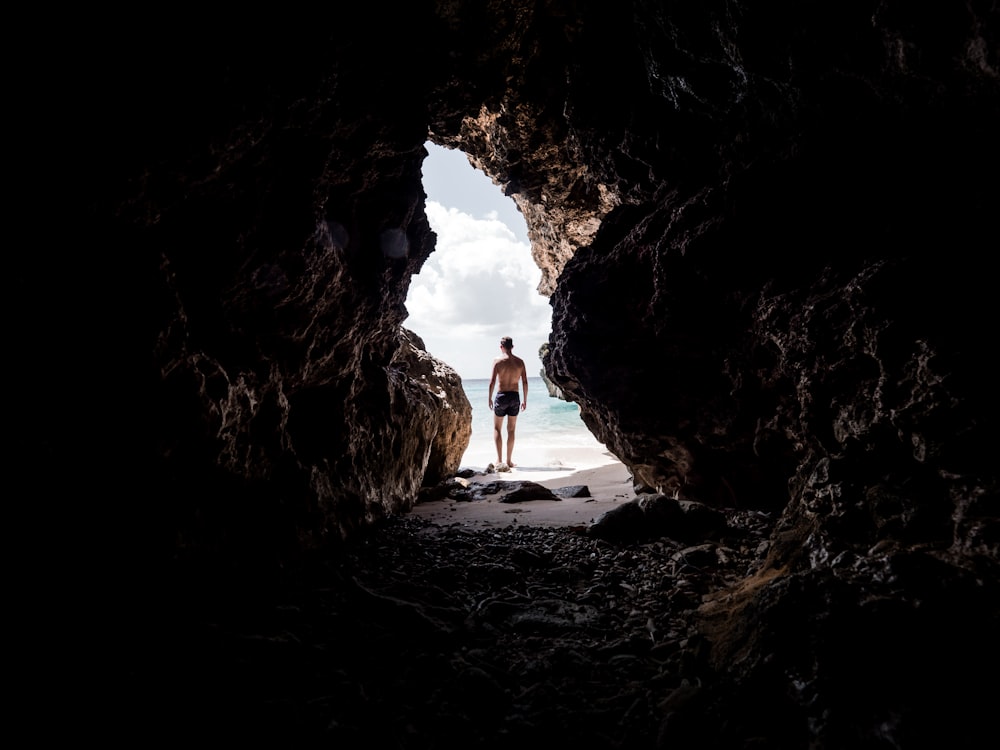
[410,441,637,529]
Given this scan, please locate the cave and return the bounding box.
[15,3,999,748]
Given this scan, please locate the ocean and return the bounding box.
[459,377,615,471]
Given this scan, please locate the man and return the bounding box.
[488,335,528,469]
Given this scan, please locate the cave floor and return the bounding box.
[100,512,774,748]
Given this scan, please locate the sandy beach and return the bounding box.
[408,439,638,529]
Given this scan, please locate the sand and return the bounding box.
[408,441,638,529]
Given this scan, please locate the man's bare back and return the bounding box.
[491,353,527,392]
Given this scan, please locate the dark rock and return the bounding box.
[586,500,647,544]
[670,499,728,543]
[552,485,591,498]
[468,481,512,496]
[539,342,567,400]
[417,476,468,504]
[18,4,1000,747]
[499,482,560,504]
[672,544,720,571]
[589,494,728,545]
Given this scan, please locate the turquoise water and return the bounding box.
[460,377,607,468]
[463,377,591,441]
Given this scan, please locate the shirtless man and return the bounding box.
[488,336,528,468]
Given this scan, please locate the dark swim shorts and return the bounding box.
[493,391,521,417]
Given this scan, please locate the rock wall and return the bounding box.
[15,2,999,746]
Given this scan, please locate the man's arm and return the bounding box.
[488,361,498,408]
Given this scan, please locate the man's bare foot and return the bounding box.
[508,461,516,468]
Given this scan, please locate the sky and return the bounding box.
[404,142,552,380]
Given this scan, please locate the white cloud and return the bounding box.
[405,198,551,380]
[420,143,529,244]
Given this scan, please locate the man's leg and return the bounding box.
[493,414,504,464]
[505,415,518,466]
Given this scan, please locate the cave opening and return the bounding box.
[407,141,549,381]
[409,141,619,475]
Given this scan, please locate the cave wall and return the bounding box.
[14,2,1000,745]
[18,7,479,566]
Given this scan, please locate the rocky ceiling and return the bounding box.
[15,2,998,747]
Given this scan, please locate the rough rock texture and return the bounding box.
[539,342,568,399]
[390,328,473,487]
[15,2,1000,747]
[123,513,776,747]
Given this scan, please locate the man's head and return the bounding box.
[500,336,513,352]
